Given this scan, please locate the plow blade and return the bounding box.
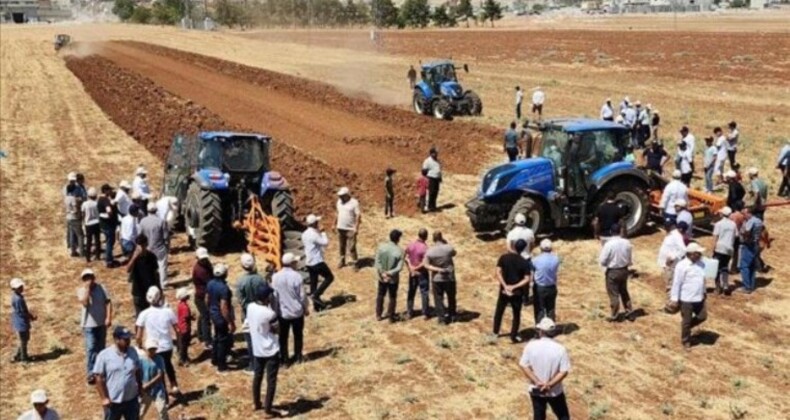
[237,196,284,271]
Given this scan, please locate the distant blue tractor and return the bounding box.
[163,132,296,251]
[466,119,652,237]
[413,60,482,119]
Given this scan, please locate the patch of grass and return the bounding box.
[585,378,604,395]
[671,361,684,377]
[699,397,710,409]
[199,392,233,416]
[729,402,748,419]
[403,394,418,404]
[437,337,458,350]
[483,333,498,346]
[589,401,610,419]
[396,355,413,365]
[759,356,774,369]
[732,378,747,391]
[661,402,674,416]
[572,53,586,64]
[464,372,477,383]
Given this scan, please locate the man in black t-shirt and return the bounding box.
[594,191,626,240]
[98,184,119,268]
[493,240,532,343]
[126,234,160,316]
[643,141,669,175]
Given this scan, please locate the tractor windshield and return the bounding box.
[198,137,266,172]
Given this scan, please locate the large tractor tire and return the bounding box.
[601,180,650,237]
[271,189,296,230]
[505,196,547,234]
[467,91,483,116]
[413,91,430,115]
[185,183,223,251]
[432,98,451,120]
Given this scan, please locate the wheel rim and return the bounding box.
[433,103,444,119]
[414,96,422,113]
[526,208,541,232]
[616,191,642,231]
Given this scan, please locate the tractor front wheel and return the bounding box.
[601,180,650,237]
[413,91,430,115]
[185,183,223,251]
[506,196,546,234]
[433,99,451,120]
[467,91,483,116]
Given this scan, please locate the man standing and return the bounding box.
[675,199,694,239]
[98,184,119,268]
[192,248,213,350]
[422,147,442,212]
[302,214,334,310]
[680,126,696,159]
[336,188,361,270]
[65,184,84,258]
[132,166,152,210]
[725,170,746,210]
[726,121,739,168]
[138,203,169,289]
[119,205,139,259]
[206,263,235,373]
[493,239,531,343]
[657,221,686,296]
[93,326,141,420]
[598,224,634,322]
[407,65,417,89]
[643,141,669,175]
[677,141,693,186]
[10,278,35,364]
[593,191,625,241]
[78,268,112,385]
[18,389,60,420]
[374,230,405,323]
[507,213,535,260]
[746,168,768,220]
[669,243,707,350]
[247,283,281,418]
[518,318,571,420]
[703,136,717,193]
[504,122,520,162]
[272,252,307,366]
[115,180,133,217]
[82,187,102,263]
[600,98,614,121]
[633,101,645,147]
[623,105,637,146]
[531,86,545,120]
[714,127,728,182]
[738,207,763,294]
[711,207,737,295]
[659,170,688,223]
[777,142,790,197]
[135,287,180,395]
[405,229,430,320]
[126,235,160,316]
[237,253,265,373]
[532,239,561,323]
[515,86,524,121]
[423,231,457,325]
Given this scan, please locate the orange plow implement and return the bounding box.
[234,196,283,271]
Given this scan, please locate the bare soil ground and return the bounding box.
[2,19,789,420]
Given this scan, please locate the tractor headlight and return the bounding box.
[485,178,499,196]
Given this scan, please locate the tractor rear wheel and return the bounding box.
[505,196,546,234]
[467,91,483,116]
[271,189,296,230]
[601,180,650,237]
[185,183,223,251]
[413,91,430,115]
[433,99,451,120]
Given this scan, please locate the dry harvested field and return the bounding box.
[1,13,790,420]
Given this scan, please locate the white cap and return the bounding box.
[306,214,321,225]
[130,191,141,200]
[282,252,300,265]
[624,96,630,102]
[67,172,77,181]
[720,206,732,216]
[213,263,228,277]
[536,317,556,332]
[724,170,737,179]
[146,286,161,304]
[135,166,148,176]
[119,180,131,189]
[176,287,191,300]
[144,337,159,350]
[9,278,25,289]
[147,202,157,213]
[635,100,641,106]
[81,268,95,279]
[674,199,688,208]
[539,239,552,251]
[747,167,758,176]
[196,247,209,260]
[615,115,624,123]
[337,187,350,196]
[606,97,611,102]
[672,170,682,179]
[514,213,526,226]
[30,389,48,404]
[686,242,705,254]
[646,103,652,109]
[87,187,98,197]
[240,253,255,270]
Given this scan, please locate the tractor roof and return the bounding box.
[543,118,628,133]
[421,60,454,70]
[199,131,271,141]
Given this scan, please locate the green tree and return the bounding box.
[455,0,474,27]
[480,0,502,27]
[370,0,399,27]
[342,0,370,26]
[214,0,245,27]
[112,0,136,21]
[130,6,152,23]
[399,0,431,28]
[431,4,456,27]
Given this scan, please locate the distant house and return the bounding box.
[1,0,39,22]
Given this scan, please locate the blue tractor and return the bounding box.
[162,132,296,251]
[466,119,652,236]
[413,60,482,120]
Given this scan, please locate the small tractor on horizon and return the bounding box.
[54,34,71,52]
[163,131,303,270]
[466,118,724,237]
[413,60,483,120]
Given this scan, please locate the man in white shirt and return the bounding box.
[703,136,717,193]
[674,199,694,239]
[531,86,545,120]
[114,180,133,217]
[246,283,281,416]
[711,207,736,295]
[619,96,630,114]
[302,214,333,311]
[336,187,361,269]
[18,389,61,420]
[657,221,686,296]
[659,170,688,223]
[119,204,140,258]
[82,187,102,263]
[515,86,523,121]
[599,223,634,322]
[680,126,696,156]
[518,317,571,420]
[677,141,693,186]
[132,166,152,209]
[422,148,442,212]
[272,252,307,365]
[600,98,614,121]
[669,243,708,349]
[507,213,535,261]
[135,286,180,394]
[726,121,739,168]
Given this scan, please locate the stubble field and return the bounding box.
[1,12,789,420]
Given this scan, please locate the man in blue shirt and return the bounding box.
[139,338,168,420]
[531,239,561,324]
[504,122,520,162]
[93,326,141,420]
[206,263,235,373]
[738,208,763,294]
[10,278,36,363]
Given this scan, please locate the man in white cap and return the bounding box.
[114,180,133,217]
[518,317,571,420]
[336,188,361,269]
[619,96,630,114]
[657,220,686,296]
[599,223,634,322]
[422,147,442,212]
[507,213,535,261]
[738,207,763,294]
[669,242,707,349]
[658,170,688,224]
[132,166,151,209]
[272,252,308,366]
[725,170,745,210]
[10,278,36,364]
[302,213,334,311]
[622,103,637,143]
[711,207,736,295]
[19,389,60,420]
[633,101,645,147]
[713,126,728,182]
[206,263,235,373]
[192,247,213,349]
[138,202,170,289]
[674,199,694,239]
[237,253,265,374]
[531,239,561,324]
[600,98,614,121]
[135,286,180,395]
[746,167,768,220]
[82,187,102,263]
[531,86,545,120]
[77,268,112,384]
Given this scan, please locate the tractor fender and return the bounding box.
[590,167,651,196]
[260,171,288,196]
[414,82,434,101]
[517,189,560,225]
[192,169,230,191]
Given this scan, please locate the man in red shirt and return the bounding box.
[176,287,193,366]
[405,229,430,319]
[417,169,429,214]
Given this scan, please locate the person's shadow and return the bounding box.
[275,396,330,417]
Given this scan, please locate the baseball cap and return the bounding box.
[135,167,148,176]
[747,167,758,176]
[87,187,97,197]
[119,180,131,189]
[719,206,732,216]
[539,239,552,251]
[81,268,95,280]
[536,317,556,332]
[724,170,737,179]
[144,338,159,350]
[67,172,77,181]
[196,247,209,260]
[240,253,255,270]
[30,389,48,404]
[176,287,191,300]
[146,202,157,213]
[113,326,133,339]
[9,278,25,289]
[337,187,350,196]
[256,283,274,300]
[514,213,526,226]
[672,170,681,179]
[282,252,300,265]
[635,100,641,106]
[213,263,228,277]
[306,214,321,225]
[674,199,688,207]
[146,286,161,304]
[686,242,705,254]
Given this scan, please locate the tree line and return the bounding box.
[113,0,505,28]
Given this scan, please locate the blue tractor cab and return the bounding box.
[413,60,482,119]
[466,118,652,237]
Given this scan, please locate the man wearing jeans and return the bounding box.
[738,207,763,294]
[247,284,281,417]
[424,231,457,325]
[518,317,571,420]
[335,188,361,269]
[93,326,141,420]
[206,263,235,373]
[302,214,334,311]
[669,243,707,350]
[598,224,634,322]
[531,239,560,323]
[77,268,112,385]
[272,253,307,366]
[711,207,737,295]
[405,229,430,319]
[374,230,405,323]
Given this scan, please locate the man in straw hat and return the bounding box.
[18,389,60,420]
[518,317,571,420]
[669,242,708,350]
[335,188,361,270]
[10,278,36,364]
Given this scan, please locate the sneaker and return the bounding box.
[510,336,523,344]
